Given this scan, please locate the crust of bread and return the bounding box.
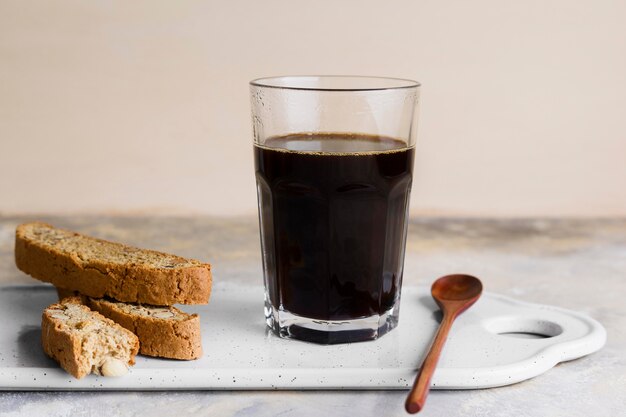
[16,222,211,305]
[41,297,140,379]
[87,298,203,360]
[41,311,85,378]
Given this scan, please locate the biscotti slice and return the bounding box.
[55,287,203,360]
[86,298,202,360]
[42,297,140,379]
[15,222,212,305]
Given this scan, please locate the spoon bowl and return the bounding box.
[432,274,483,309]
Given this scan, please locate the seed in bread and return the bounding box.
[15,222,212,305]
[87,298,203,360]
[41,297,140,379]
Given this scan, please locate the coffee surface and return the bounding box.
[258,133,409,154]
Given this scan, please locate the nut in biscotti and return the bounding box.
[41,297,140,379]
[15,222,212,306]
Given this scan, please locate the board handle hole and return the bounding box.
[485,317,563,339]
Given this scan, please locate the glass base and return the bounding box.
[265,300,400,344]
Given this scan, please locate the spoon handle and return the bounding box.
[405,313,455,414]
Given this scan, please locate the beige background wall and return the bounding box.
[1,1,624,217]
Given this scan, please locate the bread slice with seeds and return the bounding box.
[15,222,212,306]
[56,287,203,360]
[41,297,140,379]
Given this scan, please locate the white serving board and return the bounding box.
[0,283,605,391]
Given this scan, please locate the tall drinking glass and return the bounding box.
[251,76,420,344]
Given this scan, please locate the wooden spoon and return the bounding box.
[405,274,483,414]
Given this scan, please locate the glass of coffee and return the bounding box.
[250,76,420,344]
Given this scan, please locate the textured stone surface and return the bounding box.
[1,216,625,416]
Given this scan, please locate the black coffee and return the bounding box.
[254,133,414,321]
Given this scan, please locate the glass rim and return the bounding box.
[250,75,420,92]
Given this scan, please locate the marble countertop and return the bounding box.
[0,216,624,417]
